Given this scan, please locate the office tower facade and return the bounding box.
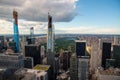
[13,10,20,52]
[106,59,115,68]
[113,45,120,68]
[98,39,111,68]
[24,57,34,68]
[90,42,99,72]
[8,42,16,52]
[70,54,78,80]
[61,51,71,71]
[41,45,45,57]
[30,27,35,44]
[0,53,24,69]
[25,45,41,66]
[78,56,89,80]
[102,42,111,68]
[114,36,119,45]
[20,35,28,56]
[75,40,86,57]
[54,54,59,79]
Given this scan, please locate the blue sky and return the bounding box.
[54,0,120,34]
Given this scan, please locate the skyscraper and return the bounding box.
[113,36,119,45]
[47,13,55,80]
[47,13,54,67]
[25,45,41,66]
[24,57,34,68]
[75,40,86,57]
[78,56,89,80]
[0,53,24,69]
[98,39,112,68]
[90,42,99,72]
[113,45,120,68]
[13,10,20,52]
[70,54,78,80]
[102,42,111,68]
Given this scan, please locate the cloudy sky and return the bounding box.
[0,0,120,34]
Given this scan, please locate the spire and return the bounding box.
[13,10,18,25]
[48,12,52,28]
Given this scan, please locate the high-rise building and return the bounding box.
[54,54,59,79]
[25,44,41,66]
[47,13,54,66]
[70,54,78,80]
[13,10,20,52]
[90,42,99,73]
[24,57,34,69]
[75,40,86,57]
[8,41,16,52]
[61,51,71,71]
[113,36,119,45]
[98,39,111,68]
[102,42,111,68]
[20,35,28,56]
[30,27,35,44]
[78,56,89,80]
[41,45,45,57]
[113,45,120,68]
[0,53,24,69]
[106,59,115,68]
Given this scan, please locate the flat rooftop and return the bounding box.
[99,68,120,76]
[33,64,50,71]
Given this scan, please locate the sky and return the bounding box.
[0,0,120,34]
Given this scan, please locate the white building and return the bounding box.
[15,68,48,80]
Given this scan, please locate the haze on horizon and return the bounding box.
[0,0,119,35]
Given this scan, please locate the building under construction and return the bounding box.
[13,10,20,52]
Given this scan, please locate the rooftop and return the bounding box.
[99,68,120,76]
[75,40,86,42]
[33,64,50,71]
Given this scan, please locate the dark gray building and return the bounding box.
[0,53,24,69]
[75,40,86,57]
[70,54,78,80]
[102,42,111,68]
[25,44,41,66]
[24,57,33,68]
[113,45,120,68]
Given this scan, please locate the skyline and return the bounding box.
[0,0,120,34]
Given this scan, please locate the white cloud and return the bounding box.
[56,26,120,34]
[0,19,47,34]
[0,0,78,22]
[0,20,119,34]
